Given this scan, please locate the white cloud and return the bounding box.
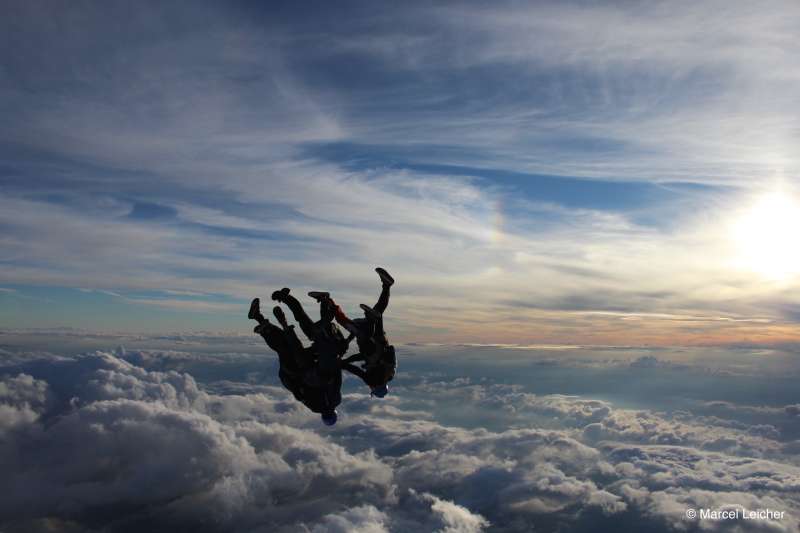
[2,1,800,342]
[416,491,490,533]
[3,346,800,532]
[310,505,391,533]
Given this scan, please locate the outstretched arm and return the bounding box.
[279,292,317,341]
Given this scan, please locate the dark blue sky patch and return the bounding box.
[301,141,736,214]
[183,222,322,245]
[127,201,178,221]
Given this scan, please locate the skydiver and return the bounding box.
[248,298,308,402]
[271,288,350,424]
[340,305,396,398]
[318,267,397,397]
[249,298,341,425]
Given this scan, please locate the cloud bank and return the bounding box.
[2,341,800,532]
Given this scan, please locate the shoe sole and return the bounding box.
[375,268,394,285]
[248,299,260,319]
[308,292,330,301]
[271,288,290,301]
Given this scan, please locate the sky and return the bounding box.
[2,1,800,345]
[3,3,800,531]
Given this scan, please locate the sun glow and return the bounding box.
[732,192,800,280]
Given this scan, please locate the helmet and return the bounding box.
[371,384,389,398]
[321,410,338,426]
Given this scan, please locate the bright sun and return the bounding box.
[732,192,800,280]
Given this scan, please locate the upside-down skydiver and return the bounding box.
[248,300,308,402]
[313,267,397,398]
[249,297,344,425]
[270,288,350,424]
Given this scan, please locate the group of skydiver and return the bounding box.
[248,267,396,426]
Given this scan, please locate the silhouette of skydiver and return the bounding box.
[341,308,396,397]
[248,299,307,400]
[270,288,350,425]
[249,297,343,425]
[318,267,397,397]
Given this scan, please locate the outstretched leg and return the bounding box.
[252,317,300,372]
[274,305,314,371]
[251,298,291,343]
[373,267,393,314]
[319,297,335,325]
[273,289,317,341]
[359,304,383,365]
[309,291,335,325]
[248,298,267,324]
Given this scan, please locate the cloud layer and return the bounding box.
[3,339,800,532]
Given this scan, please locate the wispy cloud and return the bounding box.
[1,1,799,342]
[78,288,125,298]
[75,287,240,314]
[123,298,241,314]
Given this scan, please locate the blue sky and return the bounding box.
[4,5,800,530]
[2,1,800,343]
